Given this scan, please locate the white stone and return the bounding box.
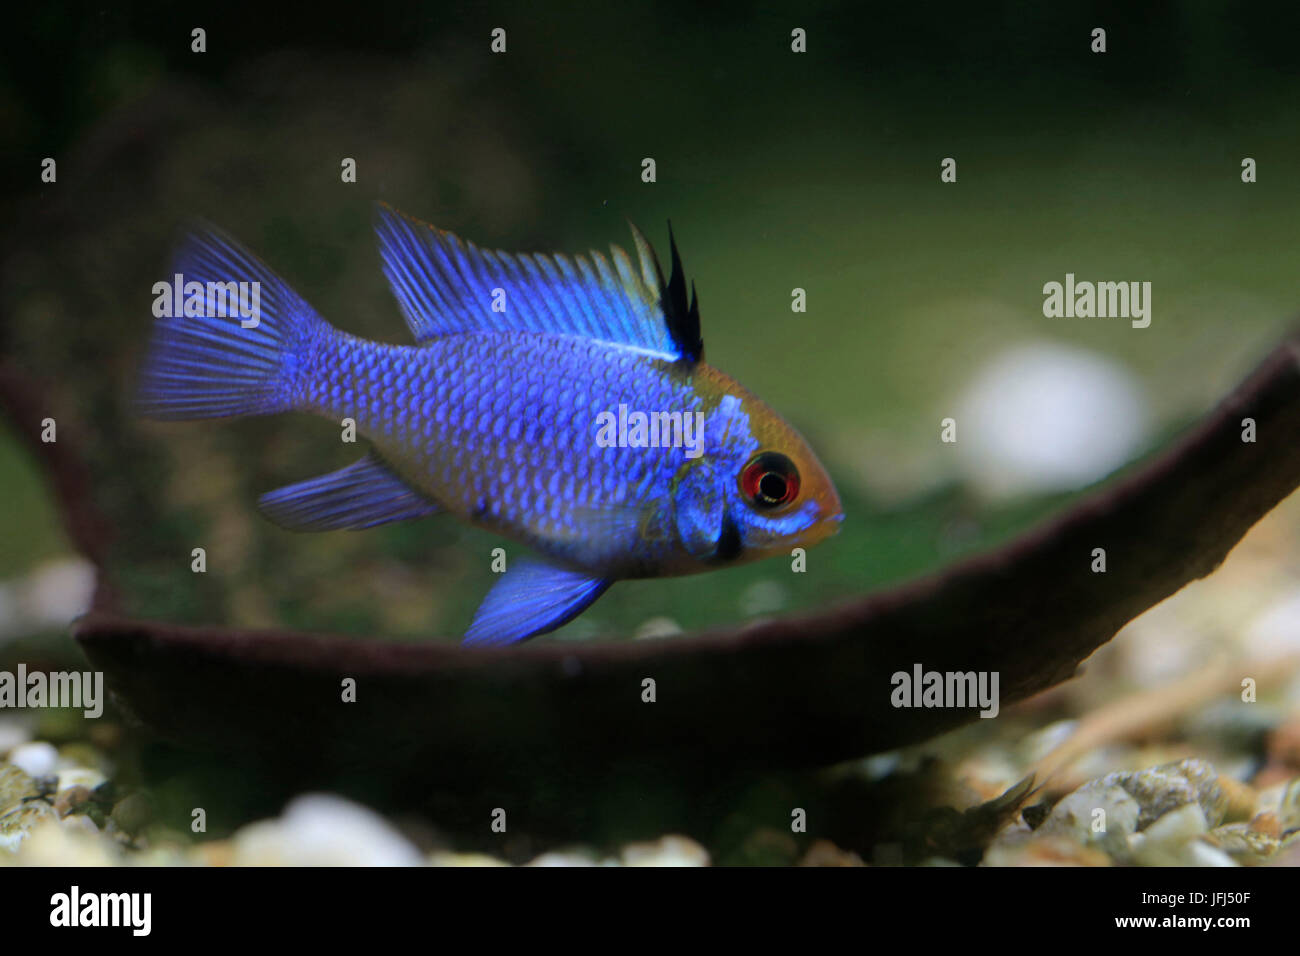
[620,834,709,867]
[9,741,58,778]
[23,558,97,627]
[231,793,423,866]
[1243,589,1300,658]
[955,343,1148,498]
[56,767,107,792]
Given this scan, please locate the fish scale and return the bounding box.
[136,204,843,644]
[300,329,699,571]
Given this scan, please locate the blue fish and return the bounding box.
[138,204,843,644]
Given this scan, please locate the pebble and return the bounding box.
[1216,774,1258,824]
[430,851,513,866]
[110,793,154,836]
[983,832,1111,867]
[953,342,1148,497]
[8,742,58,779]
[61,813,101,836]
[21,558,97,629]
[1206,823,1279,864]
[1144,801,1209,841]
[1039,783,1140,846]
[53,786,93,818]
[1103,758,1227,830]
[0,800,57,853]
[130,843,195,867]
[620,834,710,867]
[230,793,424,866]
[56,767,107,793]
[0,764,39,813]
[1242,588,1300,658]
[799,839,865,867]
[1252,778,1300,832]
[1128,804,1236,866]
[190,841,233,867]
[7,813,118,866]
[525,851,602,867]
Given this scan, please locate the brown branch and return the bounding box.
[62,328,1300,781]
[1028,651,1300,789]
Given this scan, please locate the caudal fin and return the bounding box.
[136,224,327,420]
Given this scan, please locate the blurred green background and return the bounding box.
[2,0,1298,643]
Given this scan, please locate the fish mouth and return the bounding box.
[799,508,844,547]
[819,485,845,536]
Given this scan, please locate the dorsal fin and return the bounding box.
[373,203,702,363]
[664,222,703,363]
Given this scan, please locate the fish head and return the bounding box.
[673,375,843,565]
[724,397,844,557]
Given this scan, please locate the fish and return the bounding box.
[137,203,844,645]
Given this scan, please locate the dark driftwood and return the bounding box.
[65,328,1300,783]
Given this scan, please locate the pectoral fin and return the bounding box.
[258,453,441,531]
[673,459,743,561]
[465,561,612,646]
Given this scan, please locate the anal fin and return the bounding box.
[464,561,612,646]
[258,453,441,531]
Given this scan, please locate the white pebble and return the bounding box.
[955,342,1148,498]
[1188,840,1239,868]
[429,851,511,867]
[56,767,107,792]
[1243,589,1300,658]
[231,793,424,866]
[23,558,97,628]
[9,741,58,778]
[1131,804,1218,866]
[526,851,601,867]
[621,834,710,867]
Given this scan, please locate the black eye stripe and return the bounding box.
[714,509,743,561]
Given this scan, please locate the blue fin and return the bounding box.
[673,459,739,561]
[374,203,693,360]
[136,223,327,420]
[464,561,612,646]
[661,223,703,363]
[258,454,441,531]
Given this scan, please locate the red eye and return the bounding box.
[740,452,800,509]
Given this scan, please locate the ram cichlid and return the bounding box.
[137,204,844,645]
